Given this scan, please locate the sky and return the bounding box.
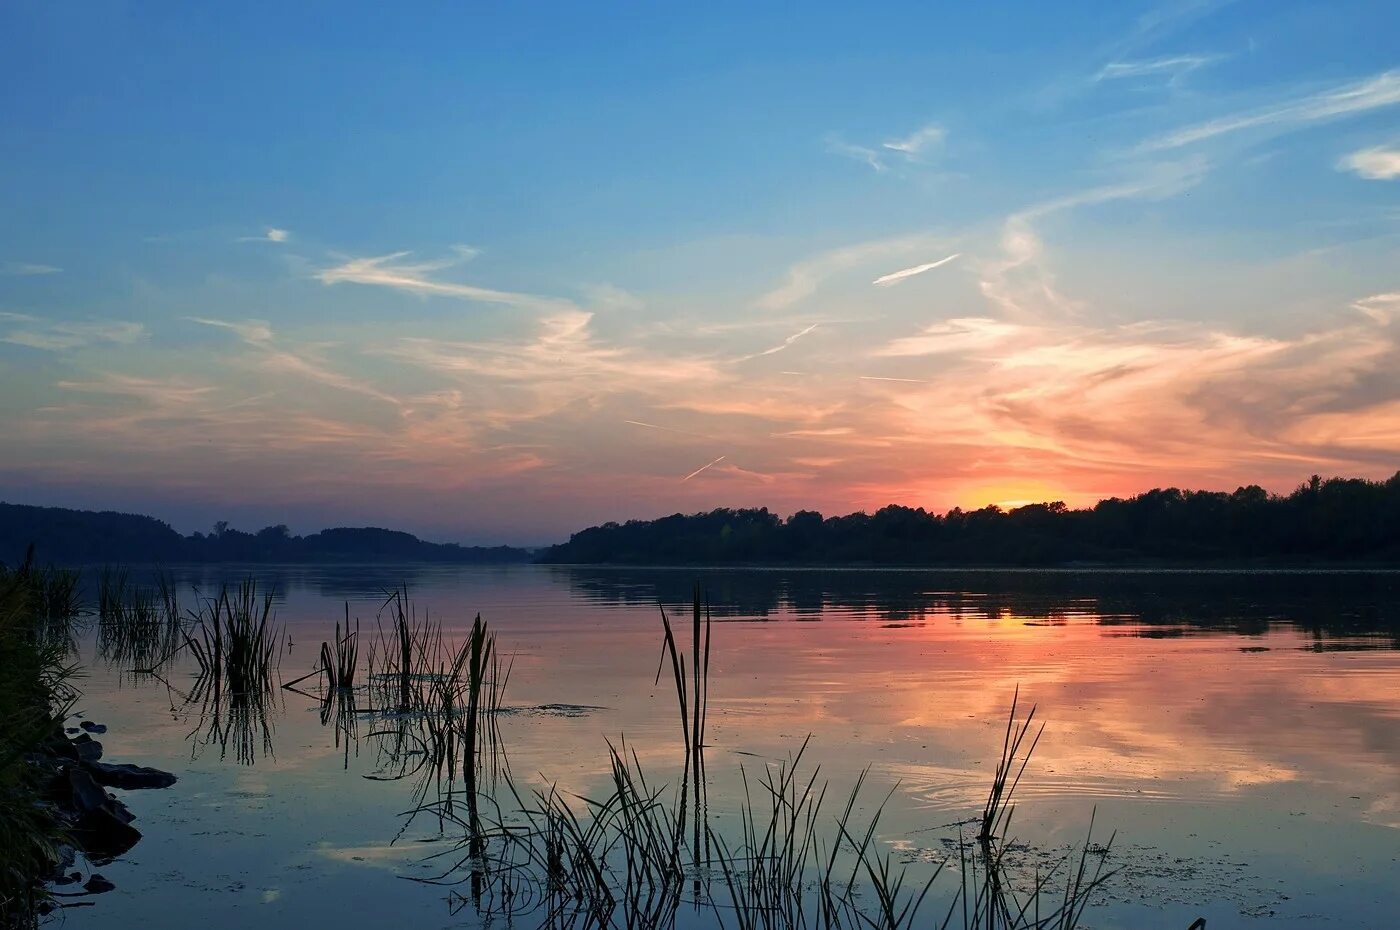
[2,1,1399,545]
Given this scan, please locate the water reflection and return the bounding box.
[61,564,1400,930]
[556,566,1400,643]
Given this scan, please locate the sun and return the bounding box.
[957,480,1077,511]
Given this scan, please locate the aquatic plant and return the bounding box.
[185,580,279,696]
[31,564,83,625]
[322,612,359,692]
[398,583,1203,930]
[277,589,514,817]
[173,580,282,765]
[274,581,1207,930]
[97,582,186,671]
[658,584,712,869]
[97,565,129,625]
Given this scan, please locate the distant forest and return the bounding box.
[540,474,1400,566]
[0,502,532,566]
[8,473,1400,568]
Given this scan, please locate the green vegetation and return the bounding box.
[542,473,1400,565]
[0,558,79,926]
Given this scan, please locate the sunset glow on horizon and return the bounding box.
[3,4,1399,543]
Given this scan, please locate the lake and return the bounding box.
[60,564,1400,929]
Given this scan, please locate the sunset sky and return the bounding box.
[3,2,1399,544]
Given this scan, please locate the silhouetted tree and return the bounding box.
[541,472,1400,566]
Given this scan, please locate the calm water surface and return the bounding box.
[65,565,1400,929]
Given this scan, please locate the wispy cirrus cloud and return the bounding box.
[828,123,946,172]
[852,305,1400,489]
[1095,54,1220,84]
[978,160,1209,321]
[238,227,290,243]
[873,317,1023,358]
[0,312,144,351]
[1,262,61,276]
[384,308,725,432]
[55,373,217,410]
[1353,293,1400,324]
[1139,69,1400,152]
[1338,144,1400,180]
[187,316,401,406]
[824,135,886,173]
[316,248,574,313]
[882,123,945,159]
[185,316,274,344]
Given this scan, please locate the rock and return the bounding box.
[64,767,135,819]
[65,727,80,734]
[80,721,108,734]
[84,761,178,790]
[65,768,110,815]
[84,874,116,894]
[44,732,99,763]
[70,806,141,863]
[70,733,103,763]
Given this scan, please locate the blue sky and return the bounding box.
[2,1,1399,544]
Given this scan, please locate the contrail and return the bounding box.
[859,375,931,384]
[626,419,703,437]
[737,323,820,362]
[757,322,819,356]
[682,455,726,482]
[872,252,960,287]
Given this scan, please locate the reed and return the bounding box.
[274,580,1207,930]
[183,657,278,766]
[97,565,129,624]
[185,580,280,697]
[320,611,360,692]
[979,685,1043,844]
[656,584,711,759]
[657,583,713,874]
[31,564,82,625]
[403,600,1202,930]
[98,588,178,670]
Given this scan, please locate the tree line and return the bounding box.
[540,473,1400,566]
[0,503,532,565]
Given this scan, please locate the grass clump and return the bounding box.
[0,559,79,927]
[180,580,282,765]
[186,580,279,696]
[97,579,185,671]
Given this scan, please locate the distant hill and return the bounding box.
[539,473,1400,566]
[0,502,532,566]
